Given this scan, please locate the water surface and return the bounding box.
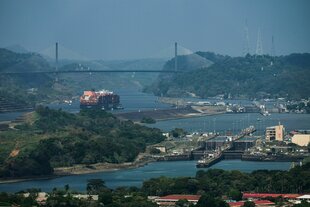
[0,160,291,193]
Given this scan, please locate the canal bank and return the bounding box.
[115,106,225,122]
[0,160,292,193]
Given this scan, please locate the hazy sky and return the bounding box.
[0,0,309,60]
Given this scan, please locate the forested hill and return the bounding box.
[147,52,310,99]
[0,48,50,73]
[0,48,72,109]
[0,107,165,178]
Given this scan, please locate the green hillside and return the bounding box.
[148,52,310,99]
[0,107,164,178]
[0,48,73,111]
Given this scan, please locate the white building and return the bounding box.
[266,124,285,142]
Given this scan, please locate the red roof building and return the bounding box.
[229,201,245,207]
[243,193,301,199]
[229,200,275,207]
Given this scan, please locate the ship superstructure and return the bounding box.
[80,90,120,110]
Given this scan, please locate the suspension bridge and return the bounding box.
[1,42,200,74]
[1,69,177,74]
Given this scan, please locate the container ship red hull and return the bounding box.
[80,90,120,110]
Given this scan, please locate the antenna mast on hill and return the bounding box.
[55,42,59,82]
[271,35,276,57]
[175,42,178,72]
[255,29,263,56]
[243,20,250,56]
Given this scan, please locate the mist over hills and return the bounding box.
[4,44,29,54]
[56,58,166,94]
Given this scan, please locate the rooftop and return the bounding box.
[243,193,301,199]
[235,137,258,142]
[207,136,229,142]
[297,195,310,199]
[229,200,275,207]
[291,130,310,135]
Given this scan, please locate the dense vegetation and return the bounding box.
[140,116,156,124]
[148,52,310,99]
[170,128,187,138]
[0,107,164,178]
[142,162,310,196]
[1,164,310,206]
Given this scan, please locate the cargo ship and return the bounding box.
[196,152,223,168]
[80,90,121,110]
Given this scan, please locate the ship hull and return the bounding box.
[80,90,121,110]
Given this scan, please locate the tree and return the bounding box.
[170,128,187,138]
[140,117,156,124]
[242,201,255,207]
[197,194,229,207]
[87,179,107,194]
[292,200,310,207]
[98,189,113,205]
[229,189,243,201]
[64,184,70,193]
[176,199,190,207]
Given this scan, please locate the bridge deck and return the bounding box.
[0,70,178,74]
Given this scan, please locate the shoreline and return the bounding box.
[0,155,156,184]
[0,158,295,185]
[115,106,227,122]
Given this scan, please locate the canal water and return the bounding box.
[0,160,292,193]
[146,113,310,135]
[47,88,172,114]
[0,89,309,192]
